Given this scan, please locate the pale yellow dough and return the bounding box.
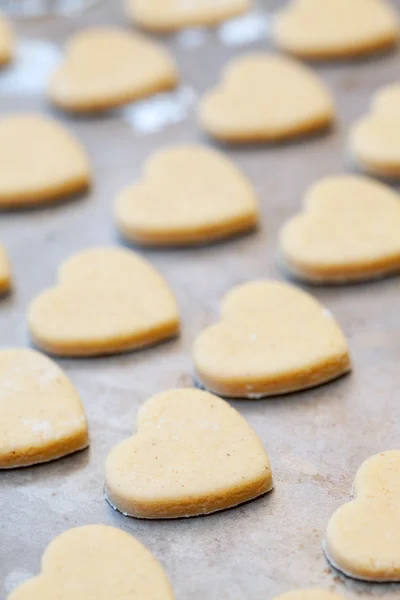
[125,0,251,32]
[0,243,11,293]
[28,247,179,357]
[105,388,272,518]
[0,12,13,67]
[273,0,399,59]
[280,175,400,283]
[325,450,400,581]
[0,114,91,207]
[198,53,334,144]
[7,525,174,600]
[115,145,259,246]
[0,349,88,469]
[49,28,178,113]
[193,281,350,398]
[274,591,345,600]
[350,83,400,178]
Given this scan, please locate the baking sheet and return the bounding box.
[2,2,400,599]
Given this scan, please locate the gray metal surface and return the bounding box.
[1,2,400,599]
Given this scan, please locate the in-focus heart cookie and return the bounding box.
[193,281,350,398]
[105,388,272,518]
[7,525,174,599]
[115,145,259,246]
[0,243,11,293]
[279,175,400,283]
[49,28,179,113]
[28,247,180,357]
[198,53,334,144]
[349,84,400,178]
[325,451,400,581]
[0,349,88,468]
[125,0,251,32]
[0,114,91,208]
[273,0,399,60]
[0,12,13,67]
[274,591,345,600]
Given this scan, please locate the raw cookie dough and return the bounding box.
[28,247,180,357]
[274,591,345,600]
[193,280,350,398]
[115,145,259,246]
[273,0,399,60]
[0,243,11,293]
[279,175,400,283]
[7,525,174,600]
[349,84,400,178]
[49,28,178,113]
[125,0,251,32]
[0,12,13,67]
[325,450,400,581]
[198,53,334,144]
[105,388,272,518]
[0,349,88,469]
[0,114,91,208]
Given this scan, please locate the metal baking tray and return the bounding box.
[2,2,400,599]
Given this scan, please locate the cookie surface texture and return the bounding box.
[28,247,180,357]
[105,388,272,518]
[7,525,175,600]
[325,450,400,581]
[115,145,259,246]
[193,281,350,397]
[280,175,400,283]
[49,28,178,113]
[198,53,334,143]
[0,349,88,469]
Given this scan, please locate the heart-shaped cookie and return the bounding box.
[273,0,399,59]
[125,0,251,32]
[7,525,174,599]
[193,281,350,398]
[0,12,13,67]
[115,145,259,246]
[279,175,400,283]
[349,84,400,178]
[28,247,180,357]
[0,349,88,468]
[198,53,335,143]
[49,28,179,113]
[0,114,91,208]
[325,451,400,581]
[0,243,11,293]
[275,591,345,600]
[105,388,272,518]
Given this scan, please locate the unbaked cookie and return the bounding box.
[7,525,174,599]
[28,247,179,357]
[0,114,91,208]
[273,0,399,60]
[325,450,400,581]
[350,84,400,177]
[274,591,345,600]
[0,349,88,469]
[125,0,251,32]
[0,243,11,294]
[280,175,400,283]
[0,12,13,67]
[115,145,259,246]
[193,281,350,398]
[105,388,272,518]
[198,53,334,143]
[49,28,178,113]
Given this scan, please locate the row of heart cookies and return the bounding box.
[4,524,346,600]
[2,350,399,584]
